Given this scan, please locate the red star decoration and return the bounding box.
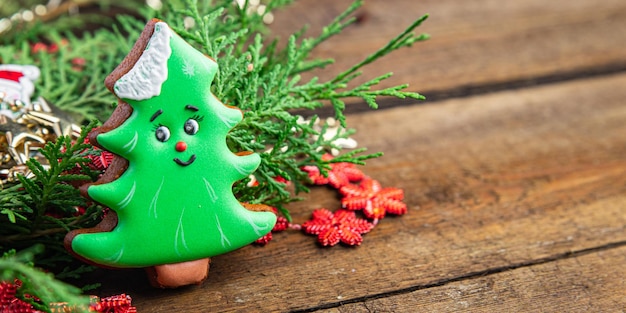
[302,209,374,246]
[340,178,407,220]
[302,155,365,189]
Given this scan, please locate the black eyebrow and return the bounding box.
[185,105,199,112]
[150,109,163,122]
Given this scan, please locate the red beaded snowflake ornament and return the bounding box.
[340,177,407,220]
[297,155,408,246]
[302,209,374,246]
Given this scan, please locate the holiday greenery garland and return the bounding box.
[0,0,428,310]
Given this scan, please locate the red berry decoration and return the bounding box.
[254,212,294,245]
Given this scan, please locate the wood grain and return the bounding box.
[270,0,626,97]
[321,246,626,313]
[83,1,626,311]
[100,72,626,312]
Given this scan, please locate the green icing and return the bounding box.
[71,22,276,268]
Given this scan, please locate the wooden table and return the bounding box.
[99,0,626,311]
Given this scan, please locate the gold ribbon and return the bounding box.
[0,92,80,184]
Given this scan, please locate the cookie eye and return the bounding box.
[155,125,170,142]
[184,118,199,135]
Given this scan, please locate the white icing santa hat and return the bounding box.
[0,64,40,107]
[113,22,172,101]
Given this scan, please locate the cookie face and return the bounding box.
[65,20,276,268]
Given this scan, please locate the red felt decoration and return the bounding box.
[0,280,34,313]
[83,132,115,171]
[340,178,407,220]
[302,154,365,189]
[0,279,136,313]
[302,209,374,246]
[91,294,136,313]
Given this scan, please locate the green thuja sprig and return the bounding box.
[1,122,103,257]
[1,246,91,313]
[160,0,428,217]
[18,121,98,225]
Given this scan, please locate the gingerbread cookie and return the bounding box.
[65,19,276,287]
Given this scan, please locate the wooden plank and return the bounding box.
[320,245,626,312]
[98,73,626,312]
[270,0,626,95]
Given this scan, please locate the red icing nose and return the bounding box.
[175,141,187,152]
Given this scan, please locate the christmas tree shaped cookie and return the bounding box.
[65,19,276,287]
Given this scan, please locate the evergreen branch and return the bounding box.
[2,121,100,245]
[289,0,361,75]
[1,246,91,312]
[331,13,430,85]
